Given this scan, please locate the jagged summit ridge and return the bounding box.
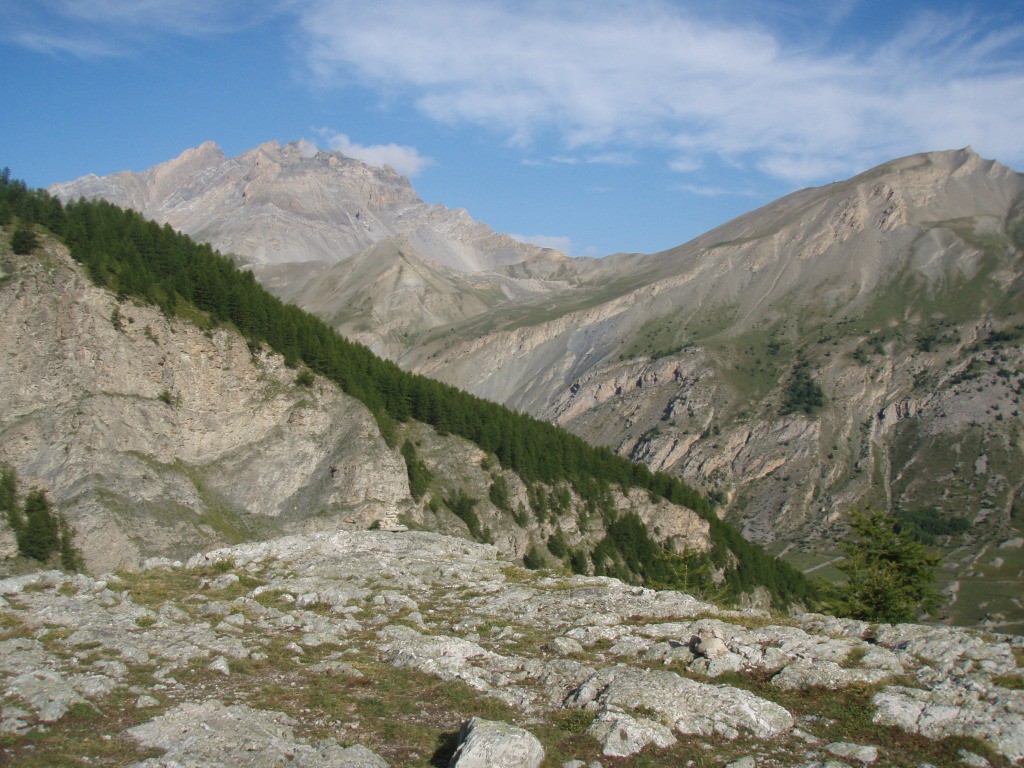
[50,140,554,271]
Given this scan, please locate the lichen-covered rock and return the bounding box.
[2,528,1022,765]
[567,665,794,740]
[448,717,543,768]
[127,700,388,768]
[826,741,878,764]
[872,685,1024,763]
[772,659,893,691]
[587,711,677,757]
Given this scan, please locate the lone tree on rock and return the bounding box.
[17,488,61,562]
[10,224,39,255]
[833,508,940,623]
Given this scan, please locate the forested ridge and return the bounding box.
[0,169,815,604]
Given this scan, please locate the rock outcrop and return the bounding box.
[1,530,1022,765]
[0,240,411,571]
[0,241,710,577]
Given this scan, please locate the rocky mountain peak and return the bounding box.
[50,140,550,271]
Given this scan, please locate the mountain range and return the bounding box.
[49,142,1024,630]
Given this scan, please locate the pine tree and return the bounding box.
[1,466,21,532]
[58,512,83,572]
[833,508,940,623]
[16,488,60,562]
[400,440,432,500]
[10,224,39,255]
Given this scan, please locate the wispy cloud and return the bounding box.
[295,0,1024,183]
[8,0,1023,186]
[509,233,573,254]
[313,130,434,177]
[672,183,759,198]
[2,0,281,56]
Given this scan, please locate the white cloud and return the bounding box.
[295,0,1024,183]
[2,0,282,56]
[314,130,433,177]
[669,158,703,174]
[509,233,573,254]
[10,0,1023,185]
[672,183,758,198]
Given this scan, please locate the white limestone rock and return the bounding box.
[586,711,677,757]
[448,717,544,768]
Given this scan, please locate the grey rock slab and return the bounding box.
[448,717,543,768]
[586,710,677,757]
[694,627,729,659]
[873,686,1024,762]
[127,699,388,768]
[826,741,879,764]
[0,637,53,675]
[957,748,991,767]
[378,624,500,690]
[4,669,88,723]
[691,650,745,677]
[772,659,892,691]
[873,624,1018,677]
[546,636,584,656]
[567,665,793,740]
[208,656,231,676]
[642,640,695,667]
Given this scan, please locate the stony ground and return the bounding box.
[1,530,1023,767]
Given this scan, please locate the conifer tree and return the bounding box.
[1,466,21,532]
[17,488,60,562]
[833,508,940,623]
[10,224,39,255]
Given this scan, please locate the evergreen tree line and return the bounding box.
[1,466,82,570]
[1,170,813,604]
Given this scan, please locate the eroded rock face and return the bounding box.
[0,246,411,571]
[3,531,1021,765]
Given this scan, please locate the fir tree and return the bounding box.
[400,440,432,500]
[17,488,60,562]
[1,466,21,532]
[833,508,940,623]
[10,224,39,255]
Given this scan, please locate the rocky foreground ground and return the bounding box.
[1,531,1023,767]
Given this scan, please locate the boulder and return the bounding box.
[448,717,544,768]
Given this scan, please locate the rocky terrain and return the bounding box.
[50,145,1024,628]
[2,529,1023,766]
[49,140,552,272]
[0,237,708,576]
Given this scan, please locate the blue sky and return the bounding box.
[2,1,1023,257]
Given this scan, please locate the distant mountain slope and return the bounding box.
[252,237,573,359]
[2,176,814,605]
[402,147,1024,629]
[49,140,556,272]
[42,145,1024,627]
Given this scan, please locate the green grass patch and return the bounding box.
[0,691,164,767]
